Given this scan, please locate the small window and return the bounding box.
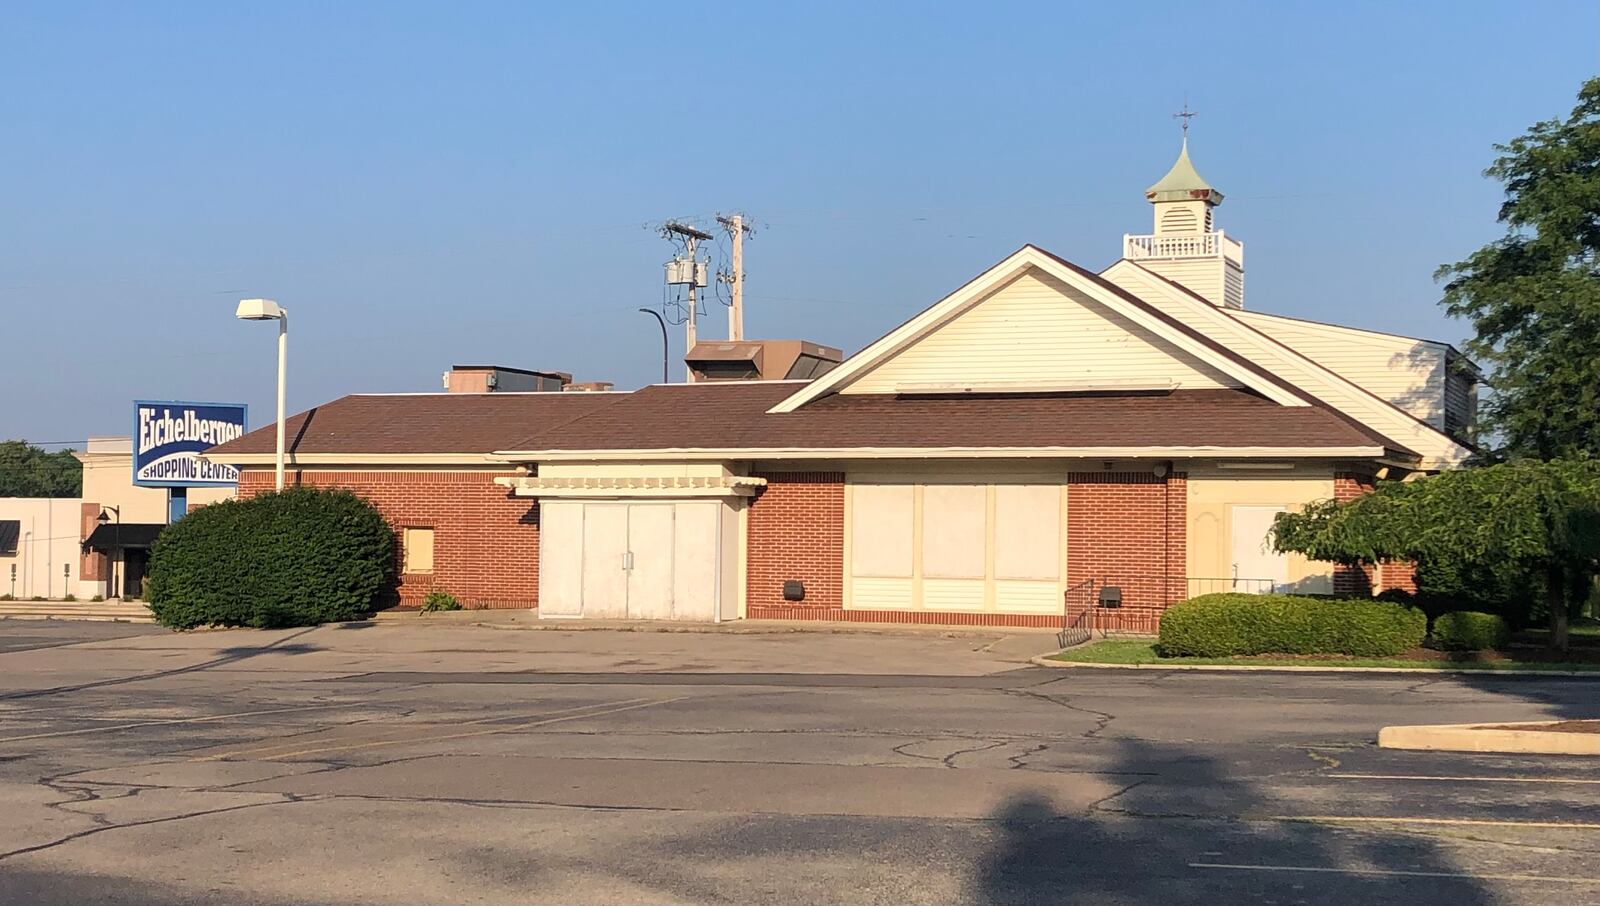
[403,527,434,574]
[0,520,18,556]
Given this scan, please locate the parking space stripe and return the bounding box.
[195,696,685,762]
[1274,815,1600,830]
[0,704,357,744]
[1190,863,1600,884]
[1327,773,1600,785]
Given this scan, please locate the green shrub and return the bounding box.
[29,596,46,602]
[0,593,12,601]
[62,594,76,602]
[1158,592,1427,658]
[90,594,104,603]
[420,591,462,612]
[1431,611,1511,651]
[146,487,394,630]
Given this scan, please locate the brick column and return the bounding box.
[78,502,105,591]
[1332,472,1377,596]
[745,472,845,619]
[1066,470,1187,633]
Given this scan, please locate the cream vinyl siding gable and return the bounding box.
[1232,310,1448,429]
[1098,259,1474,468]
[843,270,1240,394]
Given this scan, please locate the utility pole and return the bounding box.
[716,214,752,341]
[661,222,712,382]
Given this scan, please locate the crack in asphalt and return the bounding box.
[1002,687,1116,738]
[0,794,305,863]
[1083,779,1151,816]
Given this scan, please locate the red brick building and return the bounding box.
[210,147,1473,628]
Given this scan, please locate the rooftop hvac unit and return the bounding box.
[665,257,708,287]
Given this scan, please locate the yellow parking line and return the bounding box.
[195,696,685,762]
[0,704,356,744]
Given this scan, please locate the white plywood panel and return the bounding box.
[993,484,1061,581]
[994,580,1060,612]
[625,504,675,620]
[844,270,1239,393]
[1230,505,1288,592]
[850,484,914,578]
[922,578,986,611]
[581,505,629,619]
[921,484,986,579]
[671,501,720,621]
[538,502,585,618]
[851,577,914,610]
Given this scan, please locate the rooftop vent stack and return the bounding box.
[685,340,843,383]
[443,366,573,393]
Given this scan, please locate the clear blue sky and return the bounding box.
[3,1,1595,443]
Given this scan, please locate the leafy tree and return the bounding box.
[1438,77,1600,460]
[0,441,82,497]
[1272,460,1600,651]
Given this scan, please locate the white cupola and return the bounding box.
[1122,139,1244,309]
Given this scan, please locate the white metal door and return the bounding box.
[580,505,630,618]
[1230,505,1288,594]
[626,504,676,620]
[670,502,720,621]
[538,502,585,617]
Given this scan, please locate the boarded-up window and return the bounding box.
[850,484,913,578]
[403,527,435,574]
[993,485,1060,581]
[921,484,986,579]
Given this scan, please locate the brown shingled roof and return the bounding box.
[494,382,1394,454]
[206,392,621,457]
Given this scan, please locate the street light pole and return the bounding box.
[274,311,287,491]
[96,506,120,599]
[237,299,289,490]
[638,307,669,384]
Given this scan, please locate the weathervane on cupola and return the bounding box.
[1121,101,1245,309]
[1145,100,1224,234]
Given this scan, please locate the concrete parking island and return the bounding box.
[1380,720,1600,756]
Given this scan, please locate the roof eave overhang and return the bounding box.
[489,445,1388,463]
[207,453,503,467]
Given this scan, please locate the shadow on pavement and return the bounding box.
[1453,674,1599,721]
[972,738,1496,904]
[0,627,321,702]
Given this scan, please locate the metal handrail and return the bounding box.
[1059,575,1278,646]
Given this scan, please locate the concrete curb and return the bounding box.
[1379,721,1600,755]
[359,611,1059,640]
[1027,653,1600,677]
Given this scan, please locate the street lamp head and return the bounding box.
[96,509,111,524]
[236,298,285,321]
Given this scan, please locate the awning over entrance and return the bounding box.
[495,475,767,499]
[82,523,166,551]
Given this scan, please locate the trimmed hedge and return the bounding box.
[146,487,394,629]
[1158,592,1427,658]
[1431,611,1510,651]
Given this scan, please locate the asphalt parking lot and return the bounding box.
[0,619,1596,905]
